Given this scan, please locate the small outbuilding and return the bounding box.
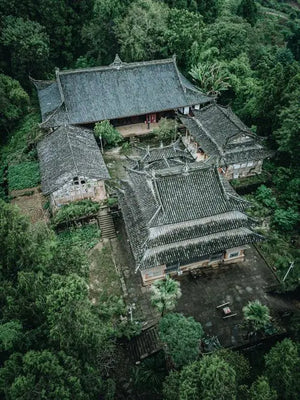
[37,125,110,209]
[180,103,272,179]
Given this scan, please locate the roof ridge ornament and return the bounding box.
[111,54,124,69]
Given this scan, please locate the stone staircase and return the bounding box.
[97,207,116,239]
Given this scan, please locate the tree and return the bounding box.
[237,0,258,26]
[150,276,181,315]
[243,300,271,332]
[0,350,100,400]
[178,355,237,400]
[0,74,29,133]
[249,376,277,400]
[0,321,23,352]
[1,16,50,81]
[45,274,115,363]
[94,120,122,147]
[82,0,129,65]
[116,0,169,62]
[216,349,250,384]
[159,313,204,368]
[163,370,180,400]
[265,338,300,400]
[190,61,231,95]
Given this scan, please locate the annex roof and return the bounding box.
[37,125,110,195]
[180,103,271,165]
[131,138,195,170]
[118,163,263,270]
[33,55,212,128]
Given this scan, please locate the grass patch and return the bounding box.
[89,245,122,299]
[57,224,101,250]
[8,161,40,191]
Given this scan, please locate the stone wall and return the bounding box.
[50,177,106,209]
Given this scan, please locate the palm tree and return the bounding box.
[243,300,271,332]
[150,276,181,316]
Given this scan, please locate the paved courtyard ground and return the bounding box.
[113,218,296,346]
[175,246,295,348]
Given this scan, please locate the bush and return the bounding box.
[52,199,100,227]
[57,224,101,249]
[272,207,299,232]
[8,161,40,191]
[255,185,277,209]
[153,118,177,141]
[94,120,122,146]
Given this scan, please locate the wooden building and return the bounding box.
[32,55,212,133]
[180,103,272,179]
[37,125,110,210]
[118,162,263,286]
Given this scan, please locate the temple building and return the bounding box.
[118,163,263,285]
[37,125,110,210]
[180,103,272,179]
[32,55,212,134]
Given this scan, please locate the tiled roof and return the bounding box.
[33,56,212,128]
[37,125,110,195]
[180,103,272,165]
[118,163,262,270]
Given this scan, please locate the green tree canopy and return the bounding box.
[265,338,300,400]
[237,0,258,26]
[159,313,204,368]
[249,376,277,400]
[0,74,29,133]
[94,120,122,147]
[1,16,50,80]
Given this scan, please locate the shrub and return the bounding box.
[243,300,271,332]
[272,207,299,232]
[8,161,40,191]
[57,224,101,249]
[94,120,122,146]
[255,185,277,209]
[153,118,177,141]
[52,199,100,227]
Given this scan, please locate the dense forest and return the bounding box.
[0,0,299,399]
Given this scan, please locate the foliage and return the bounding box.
[255,185,277,209]
[52,200,100,227]
[163,370,180,400]
[153,118,177,141]
[116,0,169,61]
[190,61,231,95]
[150,276,181,315]
[1,16,50,81]
[237,0,258,26]
[0,74,29,132]
[57,224,101,250]
[217,349,250,384]
[159,313,204,368]
[0,321,23,352]
[243,300,271,332]
[249,376,277,400]
[178,355,237,400]
[131,352,166,396]
[272,207,299,232]
[265,338,300,400]
[7,161,40,191]
[94,120,122,147]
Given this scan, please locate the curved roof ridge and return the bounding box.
[57,57,175,76]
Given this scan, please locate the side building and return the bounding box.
[37,125,110,210]
[118,163,263,285]
[32,55,212,133]
[180,103,272,179]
